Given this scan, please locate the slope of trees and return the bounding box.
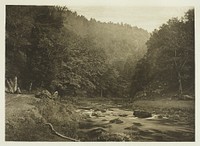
[6,5,149,98]
[131,9,194,98]
[62,9,150,97]
[6,6,66,89]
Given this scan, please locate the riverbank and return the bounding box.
[5,94,195,141]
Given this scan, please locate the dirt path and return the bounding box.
[75,99,194,141]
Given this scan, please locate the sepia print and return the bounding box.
[5,4,195,142]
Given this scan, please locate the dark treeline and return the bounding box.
[6,5,149,98]
[131,9,194,97]
[6,6,194,99]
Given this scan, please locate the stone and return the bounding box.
[109,118,123,124]
[133,122,142,126]
[102,119,108,121]
[118,113,128,117]
[41,90,52,98]
[100,109,107,113]
[52,91,59,99]
[92,111,104,117]
[133,110,152,118]
[88,128,107,138]
[35,90,52,99]
[35,92,41,98]
[82,109,94,118]
[152,114,163,119]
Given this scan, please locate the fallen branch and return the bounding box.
[45,123,80,142]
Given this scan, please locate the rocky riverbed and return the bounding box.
[75,99,194,141]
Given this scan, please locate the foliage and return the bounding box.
[131,9,194,97]
[6,6,194,98]
[6,5,149,98]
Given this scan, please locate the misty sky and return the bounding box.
[68,6,192,32]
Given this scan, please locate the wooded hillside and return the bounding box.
[131,9,194,98]
[6,5,149,98]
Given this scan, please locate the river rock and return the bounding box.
[109,118,123,124]
[157,115,163,119]
[133,122,142,126]
[102,119,108,121]
[92,111,104,117]
[94,108,107,113]
[118,113,128,117]
[82,109,94,118]
[133,110,152,118]
[88,128,107,138]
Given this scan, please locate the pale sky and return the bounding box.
[68,6,192,32]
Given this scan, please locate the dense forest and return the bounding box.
[131,9,194,98]
[6,6,194,99]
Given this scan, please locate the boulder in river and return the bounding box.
[109,118,123,124]
[133,122,142,126]
[92,111,104,117]
[118,113,128,117]
[133,110,152,118]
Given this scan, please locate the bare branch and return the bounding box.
[45,123,80,142]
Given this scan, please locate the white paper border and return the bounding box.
[1,0,199,146]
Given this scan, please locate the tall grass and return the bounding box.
[36,99,81,138]
[6,96,81,141]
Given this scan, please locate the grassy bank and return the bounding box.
[131,99,195,124]
[5,94,81,141]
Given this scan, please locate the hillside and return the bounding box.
[131,9,194,98]
[6,6,149,98]
[63,10,149,63]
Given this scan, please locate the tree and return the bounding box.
[6,5,150,98]
[131,9,194,97]
[130,57,149,96]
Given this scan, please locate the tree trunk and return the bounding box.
[29,82,32,92]
[6,79,14,93]
[14,76,18,92]
[6,76,20,93]
[174,49,183,96]
[178,72,183,95]
[100,89,103,97]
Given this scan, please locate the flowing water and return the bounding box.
[75,99,194,141]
